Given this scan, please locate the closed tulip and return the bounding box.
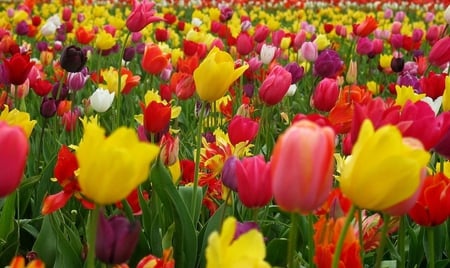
[339,120,430,213]
[96,212,141,264]
[0,122,29,197]
[236,32,254,56]
[193,47,248,102]
[89,88,115,113]
[60,45,87,73]
[76,119,160,205]
[311,78,339,112]
[428,37,450,67]
[142,44,169,75]
[259,65,292,106]
[271,120,335,214]
[227,115,259,146]
[235,155,272,208]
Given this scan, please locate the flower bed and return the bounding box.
[1,0,450,267]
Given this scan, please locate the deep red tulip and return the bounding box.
[311,78,339,112]
[3,53,34,86]
[428,37,450,67]
[420,71,446,99]
[155,28,169,42]
[141,100,171,134]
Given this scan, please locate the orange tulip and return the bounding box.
[141,44,169,75]
[355,16,378,37]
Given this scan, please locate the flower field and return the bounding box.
[1,0,450,267]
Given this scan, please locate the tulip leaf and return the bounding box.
[33,216,57,266]
[196,203,229,268]
[150,159,198,268]
[138,186,162,256]
[266,238,288,266]
[0,191,16,242]
[178,186,203,224]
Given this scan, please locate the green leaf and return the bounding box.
[33,216,57,266]
[150,160,198,268]
[266,238,288,267]
[178,186,203,225]
[138,186,162,256]
[196,203,229,268]
[0,191,16,242]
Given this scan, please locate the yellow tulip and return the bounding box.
[206,217,271,268]
[0,106,36,138]
[95,31,116,51]
[193,47,248,102]
[395,85,425,107]
[442,76,450,111]
[339,120,429,212]
[379,54,393,70]
[76,119,160,205]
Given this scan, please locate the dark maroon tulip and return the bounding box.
[60,45,87,72]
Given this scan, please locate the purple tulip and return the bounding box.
[222,156,238,192]
[313,49,343,78]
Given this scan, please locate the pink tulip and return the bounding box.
[259,65,292,106]
[126,0,163,33]
[236,32,254,56]
[236,155,272,208]
[300,41,318,62]
[271,120,335,214]
[356,37,373,56]
[428,37,450,67]
[311,78,339,112]
[0,122,29,197]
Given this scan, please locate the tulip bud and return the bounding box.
[159,134,179,166]
[391,57,405,73]
[0,122,29,197]
[96,212,141,264]
[40,97,57,118]
[221,156,238,192]
[260,44,277,64]
[60,45,87,72]
[345,60,357,84]
[299,41,318,62]
[311,78,339,112]
[236,32,253,56]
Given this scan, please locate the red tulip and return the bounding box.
[141,101,171,134]
[0,122,29,197]
[408,172,450,226]
[259,65,292,106]
[235,155,272,208]
[271,120,335,214]
[155,28,169,42]
[3,53,34,86]
[227,115,259,146]
[236,32,253,56]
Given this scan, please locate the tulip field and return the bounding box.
[1,0,450,267]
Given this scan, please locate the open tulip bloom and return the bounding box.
[2,1,450,268]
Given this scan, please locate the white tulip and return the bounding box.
[445,5,450,25]
[89,88,115,113]
[260,44,277,64]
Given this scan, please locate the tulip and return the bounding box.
[428,37,450,67]
[355,16,378,37]
[445,5,450,25]
[193,47,248,102]
[227,115,259,146]
[40,97,57,118]
[284,62,304,84]
[299,41,318,62]
[253,25,270,43]
[126,0,163,32]
[141,44,169,75]
[259,43,277,64]
[137,249,175,268]
[356,37,373,56]
[0,122,28,198]
[345,60,358,84]
[443,76,450,111]
[159,133,179,166]
[259,65,292,106]
[221,156,238,192]
[96,212,141,264]
[76,119,160,204]
[313,49,343,78]
[311,78,339,112]
[67,68,89,91]
[236,32,254,56]
[420,71,446,99]
[89,88,115,113]
[206,217,270,268]
[3,53,34,86]
[95,31,116,51]
[408,172,450,226]
[235,155,272,208]
[271,120,335,214]
[141,100,171,134]
[75,26,95,45]
[339,120,430,213]
[60,45,87,73]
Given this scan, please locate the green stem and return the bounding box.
[427,227,435,268]
[358,209,365,261]
[36,118,48,173]
[398,216,406,268]
[308,214,316,268]
[288,213,299,268]
[191,101,206,220]
[115,31,131,129]
[86,205,100,268]
[375,213,391,268]
[332,205,356,268]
